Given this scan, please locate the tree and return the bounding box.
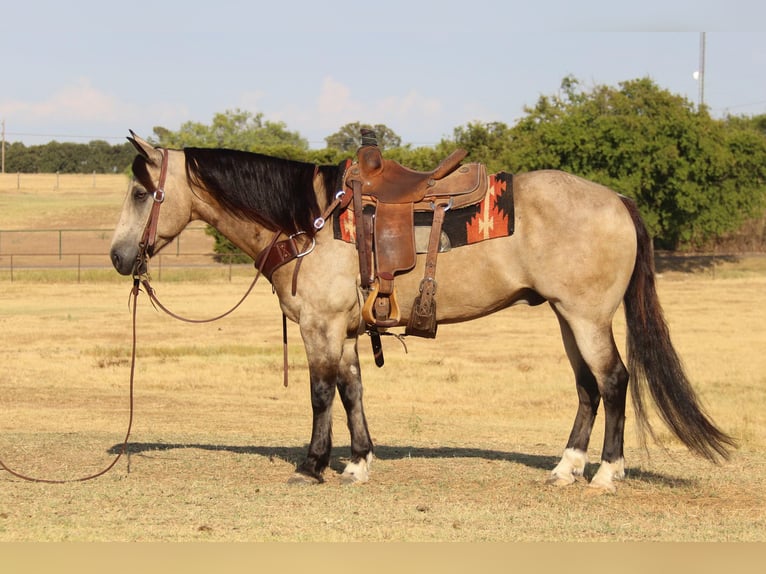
[2,140,134,173]
[325,122,401,151]
[450,121,515,173]
[82,140,136,173]
[151,109,314,263]
[153,109,308,151]
[506,77,766,249]
[3,142,36,172]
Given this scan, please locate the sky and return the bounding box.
[2,0,766,148]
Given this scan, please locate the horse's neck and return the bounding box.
[189,186,276,260]
[188,171,330,261]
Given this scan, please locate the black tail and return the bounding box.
[620,196,736,462]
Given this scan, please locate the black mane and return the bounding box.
[183,147,340,234]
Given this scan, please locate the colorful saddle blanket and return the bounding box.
[333,172,515,251]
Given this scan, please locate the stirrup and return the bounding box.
[362,281,401,327]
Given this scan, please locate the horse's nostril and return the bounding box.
[110,250,124,272]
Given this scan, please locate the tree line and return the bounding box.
[5,76,766,251]
[4,139,136,174]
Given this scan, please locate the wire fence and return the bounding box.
[4,225,765,284]
[0,172,116,191]
[0,226,250,283]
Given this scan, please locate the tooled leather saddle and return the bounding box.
[342,129,488,339]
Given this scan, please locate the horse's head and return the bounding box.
[110,132,193,276]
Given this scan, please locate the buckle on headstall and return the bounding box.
[314,190,348,231]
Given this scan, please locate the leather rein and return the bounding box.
[0,152,172,482]
[0,149,340,483]
[0,276,142,483]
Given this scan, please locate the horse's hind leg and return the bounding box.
[548,309,600,486]
[588,346,630,492]
[550,308,629,492]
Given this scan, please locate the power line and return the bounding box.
[715,99,766,111]
[6,131,125,142]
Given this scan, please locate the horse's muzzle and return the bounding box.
[110,245,144,276]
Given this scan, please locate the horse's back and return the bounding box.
[513,170,634,232]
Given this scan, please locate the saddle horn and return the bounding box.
[360,128,378,147]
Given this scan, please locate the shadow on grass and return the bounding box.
[109,441,691,487]
[654,252,739,274]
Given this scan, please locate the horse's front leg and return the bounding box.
[291,320,372,484]
[336,336,373,484]
[290,359,337,484]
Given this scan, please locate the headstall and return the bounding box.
[134,148,169,277]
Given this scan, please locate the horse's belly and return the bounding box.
[392,240,528,323]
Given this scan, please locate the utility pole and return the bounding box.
[698,32,706,108]
[1,118,5,174]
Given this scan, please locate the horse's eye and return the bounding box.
[133,187,150,201]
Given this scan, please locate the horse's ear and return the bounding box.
[127,130,163,166]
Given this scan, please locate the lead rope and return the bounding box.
[0,251,271,483]
[0,280,142,483]
[140,269,263,325]
[138,231,281,325]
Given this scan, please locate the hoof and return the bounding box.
[547,448,587,487]
[287,472,322,485]
[340,453,373,485]
[588,458,625,493]
[340,466,370,485]
[587,480,617,494]
[546,473,576,487]
[340,472,365,485]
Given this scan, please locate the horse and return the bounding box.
[110,132,735,491]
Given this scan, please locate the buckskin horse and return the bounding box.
[110,132,735,491]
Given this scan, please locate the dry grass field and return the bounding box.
[0,173,131,230]
[0,173,213,277]
[1,175,765,542]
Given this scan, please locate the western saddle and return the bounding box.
[342,129,487,339]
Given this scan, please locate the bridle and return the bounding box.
[128,146,274,329]
[134,148,169,277]
[132,148,333,287]
[132,148,348,296]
